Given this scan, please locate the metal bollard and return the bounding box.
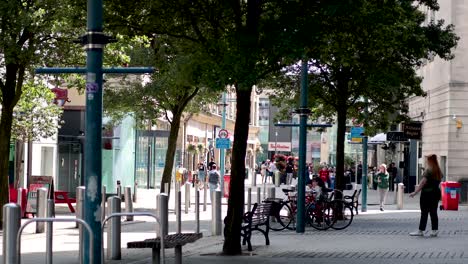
[267,187,276,221]
[247,187,252,212]
[3,203,21,264]
[116,180,122,199]
[185,182,190,214]
[101,185,106,222]
[36,187,48,233]
[394,183,398,204]
[176,183,182,233]
[267,186,276,200]
[203,182,207,211]
[274,172,281,187]
[174,182,179,215]
[107,196,121,260]
[257,187,261,204]
[124,186,134,221]
[76,186,85,228]
[17,188,24,216]
[164,182,169,194]
[133,181,138,203]
[76,186,85,262]
[195,188,200,233]
[397,183,404,210]
[158,193,169,237]
[211,190,222,236]
[252,170,257,187]
[46,199,55,264]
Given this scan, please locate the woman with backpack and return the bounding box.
[208,164,221,198]
[376,164,390,211]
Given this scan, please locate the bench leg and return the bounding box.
[152,247,160,264]
[175,245,182,264]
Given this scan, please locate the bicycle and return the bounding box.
[266,188,316,231]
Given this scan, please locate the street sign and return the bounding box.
[350,126,364,143]
[387,131,408,142]
[216,138,231,149]
[218,129,229,139]
[402,122,422,140]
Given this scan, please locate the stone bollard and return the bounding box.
[2,203,21,264]
[76,186,85,262]
[275,171,281,187]
[107,196,121,260]
[195,188,200,233]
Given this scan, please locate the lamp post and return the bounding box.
[219,92,227,196]
[274,129,278,159]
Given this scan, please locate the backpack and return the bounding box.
[208,171,219,184]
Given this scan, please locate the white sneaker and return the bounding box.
[409,230,424,236]
[430,230,438,237]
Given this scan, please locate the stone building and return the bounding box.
[408,1,468,182]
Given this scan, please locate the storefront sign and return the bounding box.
[268,142,292,152]
[26,176,54,214]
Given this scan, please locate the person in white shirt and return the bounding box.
[268,161,277,184]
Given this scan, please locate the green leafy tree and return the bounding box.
[103,36,219,193]
[105,0,304,254]
[0,0,84,228]
[267,0,458,192]
[11,82,62,188]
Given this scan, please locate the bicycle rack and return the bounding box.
[101,212,164,264]
[17,217,94,264]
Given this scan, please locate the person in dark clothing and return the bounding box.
[409,154,442,237]
[357,161,363,184]
[208,158,216,171]
[387,162,398,191]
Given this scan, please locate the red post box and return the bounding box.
[440,181,461,210]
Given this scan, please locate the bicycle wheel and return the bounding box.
[270,203,294,231]
[330,200,354,230]
[307,201,332,230]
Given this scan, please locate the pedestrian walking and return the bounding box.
[409,154,443,237]
[376,164,389,211]
[208,164,221,198]
[260,160,267,184]
[197,160,206,190]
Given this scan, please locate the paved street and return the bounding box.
[1,183,467,264]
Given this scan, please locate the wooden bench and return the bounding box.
[344,189,361,215]
[127,232,202,264]
[241,202,272,251]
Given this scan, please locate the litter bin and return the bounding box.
[458,179,468,204]
[440,181,461,210]
[224,174,231,198]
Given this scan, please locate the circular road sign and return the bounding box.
[218,129,229,139]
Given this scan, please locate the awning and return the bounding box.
[368,133,386,144]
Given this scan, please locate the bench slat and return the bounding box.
[127,233,203,249]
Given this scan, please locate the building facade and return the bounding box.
[408,1,468,182]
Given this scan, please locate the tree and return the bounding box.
[11,82,63,188]
[105,0,304,254]
[103,36,219,193]
[0,0,84,228]
[267,0,458,193]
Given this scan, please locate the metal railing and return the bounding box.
[101,212,165,264]
[16,218,94,264]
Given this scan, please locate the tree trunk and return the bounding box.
[15,140,25,188]
[0,106,14,230]
[223,86,251,255]
[160,111,183,194]
[334,104,348,194]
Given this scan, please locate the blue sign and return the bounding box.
[216,138,231,149]
[350,127,364,143]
